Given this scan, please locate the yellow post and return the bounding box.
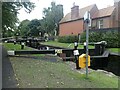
[79,54,90,68]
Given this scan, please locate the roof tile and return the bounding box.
[59,4,96,23]
[60,4,115,23]
[92,6,115,19]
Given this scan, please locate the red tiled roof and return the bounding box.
[59,4,96,23]
[60,4,115,23]
[92,6,115,19]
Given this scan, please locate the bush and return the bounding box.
[58,31,119,48]
[80,32,103,43]
[58,35,78,43]
[102,31,119,48]
[80,31,119,48]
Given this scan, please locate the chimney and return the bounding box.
[71,3,79,19]
[114,0,120,27]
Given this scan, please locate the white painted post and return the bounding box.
[7,51,15,55]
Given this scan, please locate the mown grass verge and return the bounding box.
[2,43,33,50]
[41,41,94,49]
[42,41,120,53]
[2,42,119,88]
[2,43,44,56]
[107,48,120,53]
[10,56,118,88]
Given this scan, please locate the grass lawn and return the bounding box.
[10,56,118,88]
[3,42,118,88]
[41,41,94,49]
[2,43,44,56]
[2,43,34,51]
[42,41,120,53]
[107,48,120,53]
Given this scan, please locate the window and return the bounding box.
[91,20,97,29]
[98,19,103,29]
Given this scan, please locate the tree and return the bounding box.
[42,2,63,36]
[18,19,30,36]
[27,19,41,36]
[2,2,35,38]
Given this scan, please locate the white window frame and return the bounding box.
[98,19,103,29]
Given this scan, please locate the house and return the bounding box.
[59,0,120,36]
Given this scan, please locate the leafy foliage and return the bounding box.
[58,30,119,48]
[19,19,45,37]
[2,2,35,37]
[80,31,119,48]
[101,31,119,48]
[18,19,30,36]
[18,1,63,37]
[27,19,41,36]
[42,2,64,36]
[58,35,78,43]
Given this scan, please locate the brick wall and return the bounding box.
[59,20,84,36]
[92,16,117,29]
[114,1,120,27]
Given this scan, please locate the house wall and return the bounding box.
[114,1,120,27]
[59,2,120,36]
[110,9,118,27]
[91,6,120,29]
[90,5,99,18]
[118,2,120,27]
[92,16,116,29]
[85,5,98,30]
[59,20,84,36]
[104,17,112,28]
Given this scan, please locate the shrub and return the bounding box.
[58,30,119,48]
[101,31,119,48]
[58,35,78,43]
[80,31,119,48]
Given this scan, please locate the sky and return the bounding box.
[18,0,114,22]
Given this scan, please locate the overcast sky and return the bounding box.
[18,0,114,21]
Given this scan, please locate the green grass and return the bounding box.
[10,56,118,88]
[41,41,94,49]
[3,42,119,88]
[2,43,45,57]
[2,43,34,51]
[42,41,120,53]
[107,48,120,53]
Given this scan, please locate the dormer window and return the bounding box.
[98,19,103,29]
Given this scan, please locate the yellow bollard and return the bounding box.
[79,54,90,68]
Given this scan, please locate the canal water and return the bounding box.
[90,55,120,76]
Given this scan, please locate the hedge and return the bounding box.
[58,35,78,43]
[58,31,119,48]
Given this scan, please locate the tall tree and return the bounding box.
[18,19,30,36]
[43,2,63,36]
[2,2,35,37]
[27,19,41,36]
